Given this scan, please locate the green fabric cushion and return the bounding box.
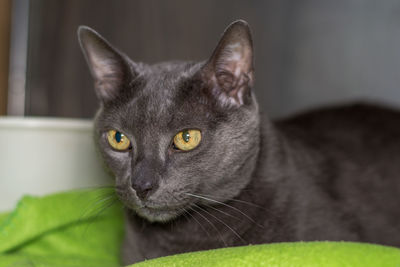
[133,241,400,267]
[0,189,124,267]
[0,189,399,267]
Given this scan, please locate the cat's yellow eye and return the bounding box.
[173,129,201,151]
[107,130,131,151]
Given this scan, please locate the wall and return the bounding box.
[24,0,400,119]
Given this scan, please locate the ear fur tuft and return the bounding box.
[78,26,133,102]
[202,20,254,107]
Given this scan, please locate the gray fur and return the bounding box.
[78,21,400,265]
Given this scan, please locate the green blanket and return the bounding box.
[0,189,124,267]
[0,189,399,267]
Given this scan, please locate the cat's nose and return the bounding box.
[131,178,156,200]
[131,159,160,200]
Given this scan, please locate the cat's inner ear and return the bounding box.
[203,20,254,106]
[78,26,134,102]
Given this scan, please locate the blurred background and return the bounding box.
[2,0,400,119]
[2,0,400,211]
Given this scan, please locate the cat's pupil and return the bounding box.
[182,131,190,143]
[115,131,122,143]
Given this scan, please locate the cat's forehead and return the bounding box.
[119,61,205,129]
[135,61,201,110]
[142,61,200,91]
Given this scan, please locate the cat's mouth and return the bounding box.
[144,204,184,212]
[136,204,187,222]
[115,187,190,222]
[120,195,188,222]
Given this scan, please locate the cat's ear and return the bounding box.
[78,26,135,102]
[202,20,254,107]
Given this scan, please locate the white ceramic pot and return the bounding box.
[0,117,113,211]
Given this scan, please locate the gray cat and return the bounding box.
[78,20,400,265]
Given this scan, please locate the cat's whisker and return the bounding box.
[198,192,278,220]
[195,187,280,219]
[188,206,227,247]
[169,215,177,231]
[86,188,117,200]
[167,192,213,238]
[88,197,118,221]
[92,185,116,189]
[81,198,119,237]
[179,207,190,222]
[79,193,118,221]
[197,193,267,210]
[76,185,116,192]
[179,207,211,238]
[202,203,241,221]
[190,190,280,224]
[193,203,247,245]
[186,193,264,229]
[76,190,119,237]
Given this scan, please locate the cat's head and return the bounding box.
[78,20,261,222]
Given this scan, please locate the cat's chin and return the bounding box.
[134,206,183,223]
[116,190,187,223]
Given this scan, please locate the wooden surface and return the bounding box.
[0,0,12,115]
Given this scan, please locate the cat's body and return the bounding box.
[121,103,400,263]
[78,21,400,265]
